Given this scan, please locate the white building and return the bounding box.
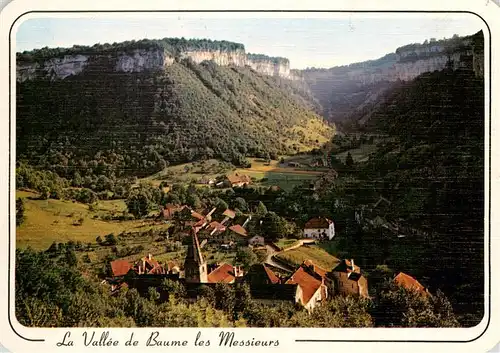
[303,217,335,240]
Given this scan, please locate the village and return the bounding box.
[106,172,430,312]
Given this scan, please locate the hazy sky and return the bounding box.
[15,14,483,69]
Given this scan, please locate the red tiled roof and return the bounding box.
[304,217,333,229]
[194,218,206,227]
[303,260,328,279]
[223,209,236,219]
[207,263,236,283]
[110,260,132,277]
[191,212,205,220]
[227,174,251,185]
[263,265,280,284]
[394,272,427,295]
[208,221,226,233]
[229,224,247,236]
[285,267,322,306]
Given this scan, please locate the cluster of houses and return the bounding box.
[199,173,253,188]
[108,223,428,311]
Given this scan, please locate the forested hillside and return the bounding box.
[330,67,484,326]
[17,55,332,180]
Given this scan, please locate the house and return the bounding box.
[285,262,328,311]
[161,204,186,220]
[229,224,247,237]
[219,241,235,250]
[110,259,133,277]
[206,221,226,236]
[226,173,252,187]
[303,217,335,240]
[394,272,429,296]
[245,264,281,285]
[207,263,244,284]
[330,259,369,298]
[248,235,265,247]
[221,209,236,225]
[199,176,215,185]
[222,209,236,219]
[134,254,166,275]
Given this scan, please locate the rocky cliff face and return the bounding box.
[301,31,484,121]
[17,46,301,82]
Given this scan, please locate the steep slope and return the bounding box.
[16,39,333,180]
[358,67,484,326]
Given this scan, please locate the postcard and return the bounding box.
[0,0,499,352]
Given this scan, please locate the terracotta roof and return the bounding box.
[194,218,207,227]
[229,224,247,236]
[394,272,427,295]
[208,221,226,233]
[227,174,251,185]
[191,212,205,220]
[263,265,280,284]
[207,263,236,283]
[285,266,323,306]
[223,209,236,219]
[110,260,132,277]
[304,217,333,229]
[302,260,328,279]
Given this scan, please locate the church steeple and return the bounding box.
[184,227,207,283]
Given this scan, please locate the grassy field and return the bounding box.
[274,238,300,250]
[16,190,170,250]
[275,245,340,270]
[139,157,325,192]
[336,143,379,163]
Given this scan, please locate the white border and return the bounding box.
[0,0,498,352]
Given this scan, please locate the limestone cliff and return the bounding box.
[301,31,484,121]
[16,39,301,82]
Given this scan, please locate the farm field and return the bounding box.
[139,157,326,192]
[275,245,340,270]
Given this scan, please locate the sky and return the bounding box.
[15,14,484,69]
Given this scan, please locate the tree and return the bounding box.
[39,186,50,200]
[235,248,258,269]
[65,249,78,267]
[345,152,354,167]
[214,198,228,213]
[104,233,118,246]
[126,191,151,218]
[374,281,459,327]
[16,198,25,226]
[256,201,268,217]
[261,212,287,241]
[232,197,248,212]
[161,279,187,300]
[72,171,83,187]
[186,193,202,209]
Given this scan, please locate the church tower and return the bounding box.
[184,228,208,283]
